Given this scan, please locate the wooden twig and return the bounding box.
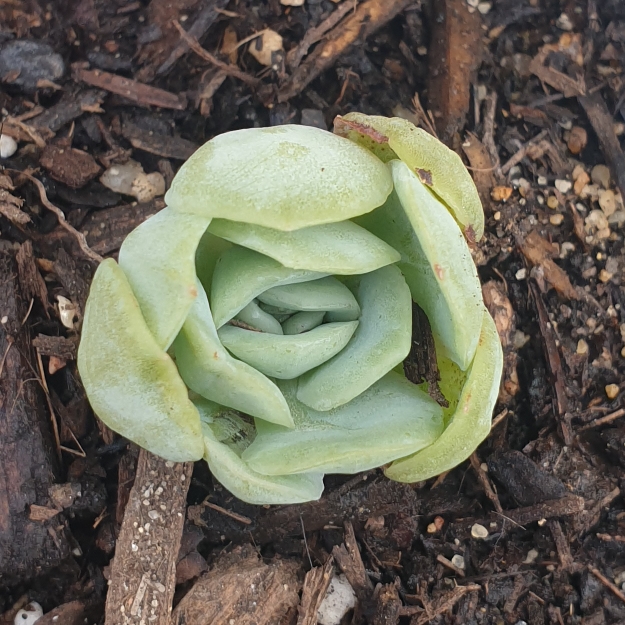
[172,21,260,87]
[10,171,103,263]
[104,450,193,625]
[469,452,503,514]
[578,408,625,432]
[588,566,625,604]
[203,501,252,525]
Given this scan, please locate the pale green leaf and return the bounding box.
[235,300,283,334]
[218,321,358,379]
[356,160,483,370]
[384,308,503,483]
[77,259,204,462]
[282,311,325,335]
[257,277,360,320]
[165,125,393,231]
[210,246,327,329]
[195,400,324,505]
[207,219,400,274]
[174,281,294,427]
[336,113,484,241]
[118,207,211,350]
[296,265,412,411]
[243,373,443,475]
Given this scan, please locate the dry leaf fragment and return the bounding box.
[249,29,283,66]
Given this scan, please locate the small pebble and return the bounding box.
[599,269,612,283]
[524,549,539,564]
[14,602,43,625]
[515,268,527,280]
[556,12,574,31]
[0,40,65,92]
[317,575,357,625]
[576,339,588,355]
[416,46,428,56]
[280,0,305,5]
[606,384,619,400]
[598,189,616,216]
[248,29,283,67]
[585,209,609,232]
[547,195,559,209]
[451,554,465,570]
[591,164,611,189]
[491,186,513,202]
[621,346,625,358]
[493,211,501,221]
[567,126,587,154]
[550,213,564,225]
[537,175,548,186]
[555,179,572,194]
[471,523,489,539]
[0,134,17,158]
[559,241,575,258]
[574,170,590,195]
[477,1,492,14]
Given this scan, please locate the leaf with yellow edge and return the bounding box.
[77,259,204,462]
[335,113,484,241]
[384,308,503,483]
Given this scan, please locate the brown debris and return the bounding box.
[462,132,495,206]
[171,545,301,625]
[32,89,106,134]
[40,140,101,188]
[121,120,198,160]
[529,45,586,98]
[578,92,625,204]
[0,187,30,226]
[297,557,334,625]
[0,253,71,585]
[278,0,412,102]
[16,240,50,316]
[37,601,89,625]
[519,231,579,300]
[104,450,192,625]
[427,0,482,143]
[32,335,78,361]
[73,67,187,110]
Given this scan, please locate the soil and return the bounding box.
[1,0,625,624]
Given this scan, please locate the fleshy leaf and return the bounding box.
[118,207,211,350]
[257,277,360,320]
[235,300,283,334]
[335,113,484,241]
[195,400,324,505]
[218,321,359,379]
[243,373,443,475]
[296,265,412,411]
[384,308,503,483]
[356,160,483,370]
[282,311,325,335]
[174,281,294,428]
[165,124,393,231]
[207,219,400,274]
[210,246,327,329]
[77,259,204,462]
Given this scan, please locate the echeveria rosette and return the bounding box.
[77,115,503,505]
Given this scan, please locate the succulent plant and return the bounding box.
[78,114,503,504]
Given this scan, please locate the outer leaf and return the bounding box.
[196,400,324,505]
[218,321,359,379]
[296,265,412,411]
[165,125,393,231]
[207,219,400,274]
[243,373,443,475]
[257,277,360,320]
[77,259,204,462]
[210,246,327,329]
[174,281,294,428]
[384,308,503,483]
[357,160,483,370]
[118,207,211,350]
[335,113,484,241]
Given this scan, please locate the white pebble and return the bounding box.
[14,602,43,625]
[537,175,548,186]
[317,574,357,625]
[556,12,574,31]
[451,554,465,570]
[0,134,17,158]
[471,523,489,539]
[555,179,572,194]
[524,549,539,564]
[477,1,492,14]
[515,268,527,280]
